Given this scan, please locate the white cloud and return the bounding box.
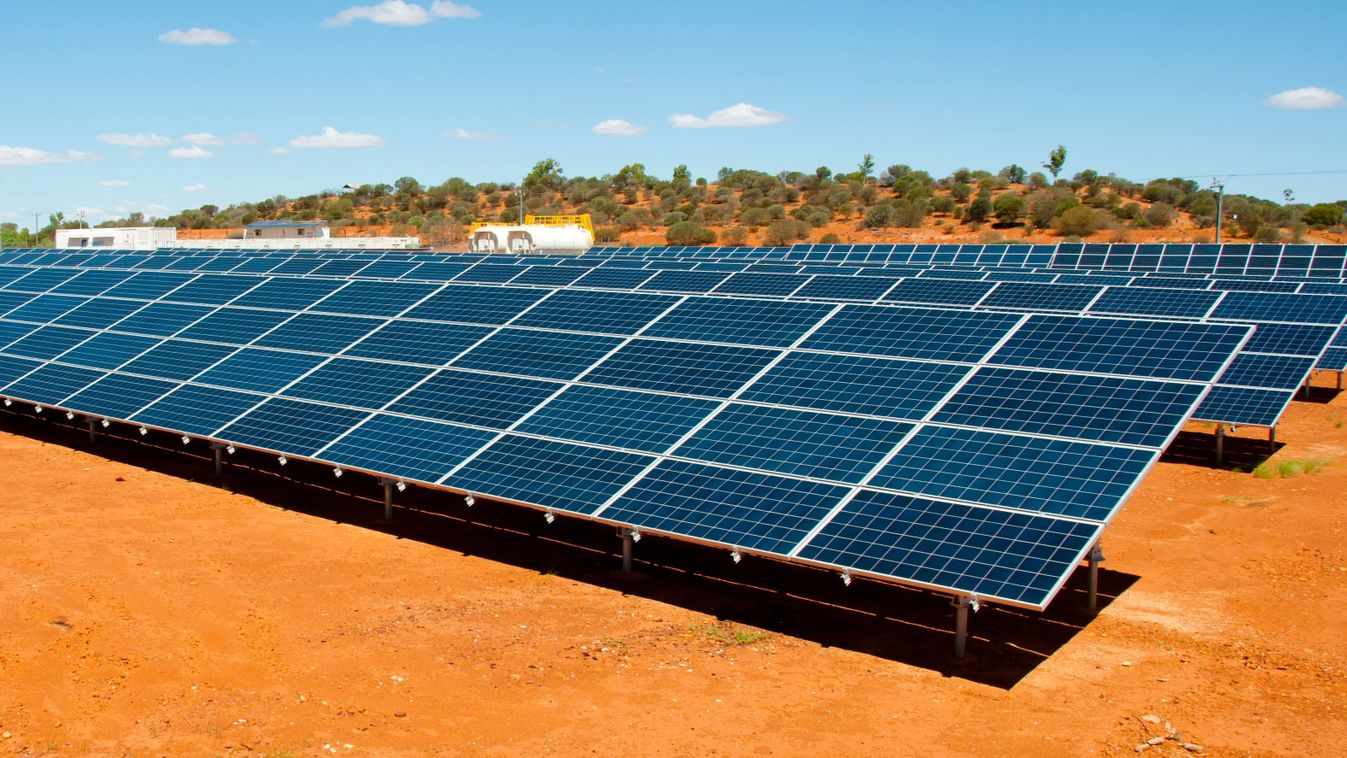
[270,146,290,154]
[0,145,95,167]
[431,1,480,19]
[182,183,208,192]
[98,132,172,147]
[1264,86,1344,110]
[322,0,479,27]
[669,103,789,129]
[230,132,262,145]
[289,126,385,149]
[322,0,427,26]
[142,203,173,216]
[181,132,224,146]
[158,28,238,46]
[592,119,647,137]
[98,179,132,188]
[168,145,215,159]
[444,127,502,141]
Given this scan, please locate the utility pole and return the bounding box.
[518,188,525,225]
[1211,179,1225,244]
[32,212,40,247]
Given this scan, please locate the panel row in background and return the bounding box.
[9,249,1347,296]
[10,242,1347,280]
[0,259,1340,429]
[0,259,1254,609]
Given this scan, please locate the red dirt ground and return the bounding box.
[1,375,1345,756]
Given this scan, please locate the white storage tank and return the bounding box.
[469,224,592,254]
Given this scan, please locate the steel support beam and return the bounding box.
[210,442,227,475]
[1087,542,1106,612]
[86,419,96,444]
[1214,423,1225,466]
[952,595,976,658]
[620,528,634,573]
[1268,425,1276,451]
[381,478,396,520]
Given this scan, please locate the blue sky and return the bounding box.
[2,0,1344,226]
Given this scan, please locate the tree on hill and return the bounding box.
[1304,203,1344,227]
[666,221,717,245]
[1042,145,1068,180]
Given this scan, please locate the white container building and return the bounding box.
[54,226,177,250]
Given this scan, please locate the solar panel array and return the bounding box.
[0,255,1253,610]
[5,248,1342,429]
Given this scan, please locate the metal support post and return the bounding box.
[1268,426,1276,451]
[86,419,96,444]
[1214,423,1225,466]
[1337,371,1342,391]
[620,528,634,573]
[1087,542,1106,612]
[381,479,395,520]
[952,595,972,658]
[210,442,226,475]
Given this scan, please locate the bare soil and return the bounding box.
[1,375,1345,756]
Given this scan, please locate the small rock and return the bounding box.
[1179,742,1204,753]
[1141,714,1161,724]
[394,711,406,718]
[1122,661,1132,667]
[2,731,10,739]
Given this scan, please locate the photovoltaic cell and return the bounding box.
[51,298,147,330]
[1215,353,1315,389]
[883,278,995,306]
[674,404,914,483]
[401,284,546,325]
[712,272,808,297]
[4,326,95,359]
[163,275,263,305]
[319,414,497,484]
[1210,292,1347,325]
[638,270,730,293]
[229,278,347,310]
[111,302,212,337]
[640,298,834,348]
[447,434,654,513]
[119,340,236,381]
[793,275,898,302]
[386,369,562,428]
[1242,323,1336,356]
[253,313,385,354]
[511,289,678,335]
[978,282,1102,312]
[218,397,370,456]
[57,332,160,370]
[3,362,104,405]
[344,320,491,365]
[582,339,779,397]
[514,385,717,453]
[869,426,1154,521]
[989,316,1250,381]
[740,352,969,419]
[801,305,1020,362]
[194,348,327,394]
[1087,287,1220,318]
[282,357,434,409]
[798,490,1098,607]
[451,328,623,380]
[62,374,177,420]
[602,459,848,554]
[1192,386,1294,427]
[933,367,1203,447]
[311,280,439,317]
[175,308,293,344]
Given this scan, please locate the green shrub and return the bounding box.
[1304,203,1345,227]
[720,226,749,246]
[864,204,894,228]
[762,219,810,246]
[1054,206,1099,236]
[819,232,841,244]
[1143,202,1176,228]
[993,194,1025,224]
[665,221,717,246]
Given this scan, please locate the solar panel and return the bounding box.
[673,404,914,483]
[639,298,834,348]
[796,491,1099,606]
[933,368,1205,447]
[581,340,779,397]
